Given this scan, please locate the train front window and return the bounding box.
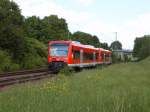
[50,44,69,57]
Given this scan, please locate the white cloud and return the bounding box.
[14,0,93,30]
[124,13,150,36]
[80,20,118,44]
[79,13,150,49]
[119,13,150,49]
[13,0,150,49]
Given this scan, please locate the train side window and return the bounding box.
[101,54,104,59]
[106,54,109,58]
[83,52,93,60]
[96,53,99,60]
[73,50,80,59]
[105,54,109,60]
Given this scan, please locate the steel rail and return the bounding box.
[0,68,53,88]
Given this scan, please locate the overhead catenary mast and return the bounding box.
[115,32,117,41]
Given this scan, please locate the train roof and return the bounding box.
[71,41,99,50]
[98,48,112,53]
[49,40,72,44]
[48,40,111,52]
[49,40,98,50]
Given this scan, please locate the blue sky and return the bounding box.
[14,0,150,49]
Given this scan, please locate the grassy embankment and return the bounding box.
[0,57,150,112]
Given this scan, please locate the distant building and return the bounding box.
[112,49,133,62]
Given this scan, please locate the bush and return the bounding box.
[59,66,72,76]
[20,38,47,69]
[112,53,122,63]
[25,38,47,57]
[21,54,46,69]
[0,50,20,72]
[0,37,47,72]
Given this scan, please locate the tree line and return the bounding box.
[24,16,110,49]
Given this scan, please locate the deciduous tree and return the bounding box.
[110,41,122,50]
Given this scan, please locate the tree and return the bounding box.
[92,35,101,47]
[25,15,69,43]
[133,35,150,60]
[71,31,101,47]
[42,15,69,42]
[100,42,109,50]
[110,41,122,50]
[24,16,44,41]
[0,0,26,62]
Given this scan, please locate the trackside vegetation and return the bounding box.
[0,57,150,112]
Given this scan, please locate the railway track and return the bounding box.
[0,68,52,88]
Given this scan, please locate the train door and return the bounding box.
[72,50,80,64]
[93,52,96,66]
[80,49,83,67]
[103,52,106,64]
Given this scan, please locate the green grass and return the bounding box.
[0,57,150,112]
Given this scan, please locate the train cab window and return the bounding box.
[83,52,93,60]
[50,43,69,57]
[73,50,80,59]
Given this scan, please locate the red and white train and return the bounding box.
[48,41,112,72]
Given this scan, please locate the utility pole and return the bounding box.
[115,32,117,41]
[114,32,118,50]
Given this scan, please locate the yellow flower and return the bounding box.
[41,78,70,95]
